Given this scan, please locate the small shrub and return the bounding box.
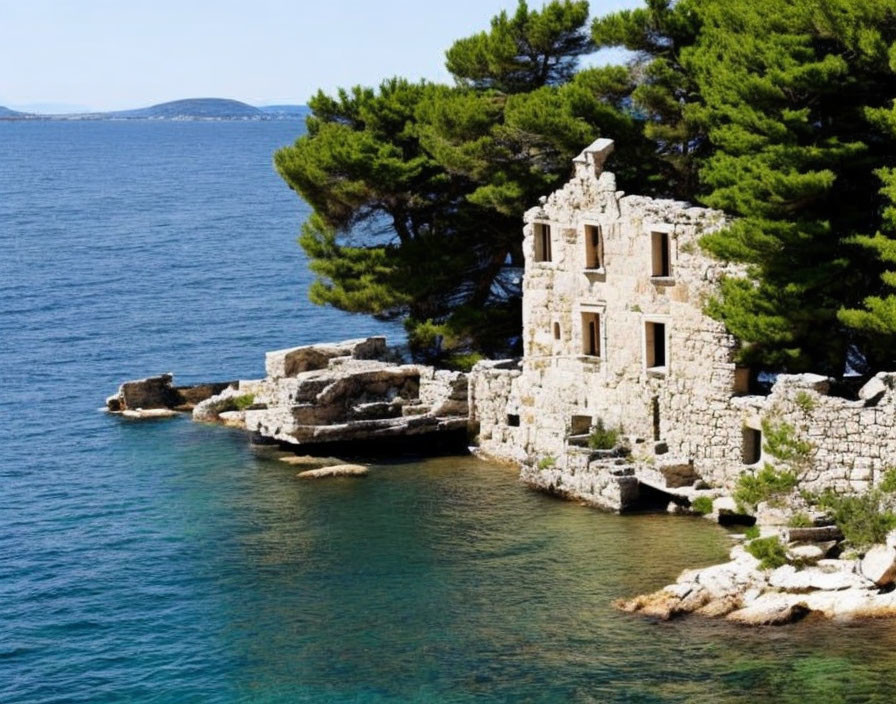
[734,463,799,511]
[788,512,813,528]
[761,418,813,470]
[537,456,556,470]
[814,489,896,549]
[746,536,788,570]
[794,390,816,414]
[232,394,255,411]
[691,496,714,515]
[744,525,761,540]
[879,467,896,494]
[588,419,620,450]
[445,352,483,372]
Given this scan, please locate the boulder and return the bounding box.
[109,373,178,411]
[192,385,242,422]
[787,544,825,564]
[860,545,896,587]
[727,594,812,626]
[886,530,896,551]
[786,525,844,543]
[296,464,369,478]
[769,564,872,592]
[265,337,387,378]
[858,373,893,403]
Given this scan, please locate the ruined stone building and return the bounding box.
[469,138,896,511]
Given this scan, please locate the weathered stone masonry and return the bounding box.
[469,138,896,510]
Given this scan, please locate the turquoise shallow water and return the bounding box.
[3,121,896,703]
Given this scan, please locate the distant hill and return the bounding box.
[109,98,266,120]
[0,105,28,119]
[0,98,308,121]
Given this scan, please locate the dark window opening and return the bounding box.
[651,231,671,277]
[582,312,601,357]
[570,415,592,435]
[585,224,603,269]
[652,396,661,441]
[645,322,666,369]
[507,414,520,427]
[742,427,761,464]
[534,223,552,263]
[553,322,561,340]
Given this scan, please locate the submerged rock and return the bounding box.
[279,455,342,468]
[296,464,369,478]
[120,408,179,420]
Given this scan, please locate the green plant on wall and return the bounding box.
[588,418,620,450]
[734,464,799,512]
[793,391,816,414]
[232,394,256,411]
[762,417,813,472]
[537,455,556,470]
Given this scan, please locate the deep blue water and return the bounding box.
[3,121,896,703]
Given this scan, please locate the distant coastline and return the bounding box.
[0,98,308,122]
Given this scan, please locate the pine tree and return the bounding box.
[689,0,896,373]
[591,0,705,198]
[276,1,654,364]
[446,0,593,93]
[839,103,896,366]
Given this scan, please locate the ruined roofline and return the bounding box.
[572,137,614,179]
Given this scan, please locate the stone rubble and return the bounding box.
[192,337,470,452]
[106,373,234,417]
[618,529,896,624]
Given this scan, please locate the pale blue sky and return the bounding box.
[0,0,643,113]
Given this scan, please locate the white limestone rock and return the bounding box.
[121,408,179,420]
[787,544,825,564]
[769,564,872,592]
[860,545,896,587]
[726,594,811,626]
[193,385,243,422]
[296,464,369,478]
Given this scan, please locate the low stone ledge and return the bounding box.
[296,464,369,479]
[107,374,235,414]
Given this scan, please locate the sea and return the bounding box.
[2,120,895,703]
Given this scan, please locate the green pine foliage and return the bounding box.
[591,0,707,198]
[446,1,593,93]
[276,0,896,373]
[276,1,653,363]
[689,0,896,373]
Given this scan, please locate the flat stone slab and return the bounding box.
[296,464,369,478]
[280,455,343,468]
[120,408,180,419]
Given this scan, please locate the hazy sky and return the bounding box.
[0,0,643,112]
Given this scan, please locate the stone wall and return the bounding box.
[469,138,896,508]
[730,372,896,493]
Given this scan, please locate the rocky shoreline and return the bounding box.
[618,525,896,625]
[107,337,896,625]
[106,337,470,456]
